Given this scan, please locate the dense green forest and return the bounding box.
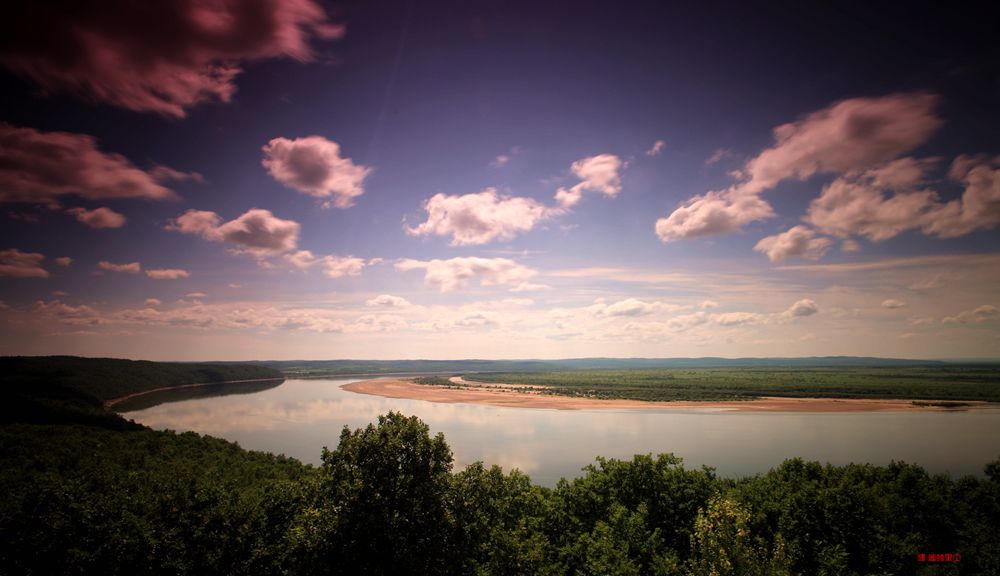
[1,357,998,574]
[463,367,1000,402]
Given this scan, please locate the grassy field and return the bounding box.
[462,366,1000,402]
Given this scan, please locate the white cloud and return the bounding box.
[510,282,551,292]
[0,248,48,278]
[783,299,819,318]
[395,257,536,292]
[598,298,660,317]
[0,124,177,203]
[262,136,371,208]
[366,294,411,308]
[656,93,941,243]
[491,154,510,168]
[555,154,623,208]
[67,206,126,229]
[881,299,906,309]
[753,225,833,262]
[167,208,300,256]
[646,140,665,157]
[285,250,365,278]
[146,268,190,280]
[406,188,553,245]
[711,311,769,326]
[655,189,774,242]
[942,305,999,324]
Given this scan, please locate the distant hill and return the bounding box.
[258,356,950,376]
[0,356,283,425]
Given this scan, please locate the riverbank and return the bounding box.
[342,377,999,412]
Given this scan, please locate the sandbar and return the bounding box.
[341,378,999,412]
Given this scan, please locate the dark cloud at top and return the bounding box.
[0,0,345,117]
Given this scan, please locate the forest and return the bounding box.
[1,357,998,574]
[462,366,1000,403]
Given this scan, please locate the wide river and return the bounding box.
[123,378,1000,487]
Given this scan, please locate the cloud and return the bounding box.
[285,250,365,278]
[655,189,774,242]
[98,261,141,273]
[807,155,1000,242]
[148,165,204,183]
[646,140,665,157]
[593,298,661,317]
[395,257,536,292]
[783,299,819,318]
[0,124,177,204]
[0,0,343,117]
[510,282,551,292]
[922,157,1000,238]
[881,299,906,309]
[0,248,48,278]
[555,154,623,208]
[942,305,999,324]
[262,136,371,208]
[34,300,103,325]
[705,148,732,165]
[737,93,941,196]
[167,208,300,256]
[655,93,941,243]
[406,188,553,245]
[54,257,73,266]
[67,206,126,229]
[711,312,769,326]
[146,268,190,280]
[491,154,510,168]
[366,294,411,308]
[753,225,833,262]
[145,298,161,307]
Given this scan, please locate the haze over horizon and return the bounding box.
[1,1,998,361]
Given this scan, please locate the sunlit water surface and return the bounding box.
[123,378,1000,487]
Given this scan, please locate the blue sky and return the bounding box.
[1,0,998,360]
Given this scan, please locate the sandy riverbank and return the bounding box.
[341,378,999,412]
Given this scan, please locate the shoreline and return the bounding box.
[341,377,1000,412]
[104,377,286,409]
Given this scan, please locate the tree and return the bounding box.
[296,412,454,575]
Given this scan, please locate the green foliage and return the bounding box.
[465,366,1000,402]
[412,376,459,387]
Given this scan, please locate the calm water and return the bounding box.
[123,378,1000,486]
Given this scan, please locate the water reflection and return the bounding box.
[123,378,1000,487]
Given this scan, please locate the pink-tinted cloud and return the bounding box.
[0,124,177,204]
[655,189,774,242]
[67,207,126,229]
[555,154,623,208]
[149,165,204,183]
[98,261,141,273]
[807,155,1000,242]
[655,93,942,243]
[395,257,536,292]
[783,299,819,318]
[285,250,365,278]
[0,248,48,278]
[54,257,73,266]
[942,305,999,324]
[0,0,344,117]
[753,225,833,263]
[366,294,411,308]
[167,208,300,256]
[407,188,553,245]
[646,140,665,157]
[146,268,190,280]
[738,93,941,196]
[262,136,371,208]
[881,299,906,309]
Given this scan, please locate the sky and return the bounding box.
[0,0,998,361]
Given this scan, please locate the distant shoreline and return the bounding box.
[342,378,1000,412]
[104,377,286,409]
